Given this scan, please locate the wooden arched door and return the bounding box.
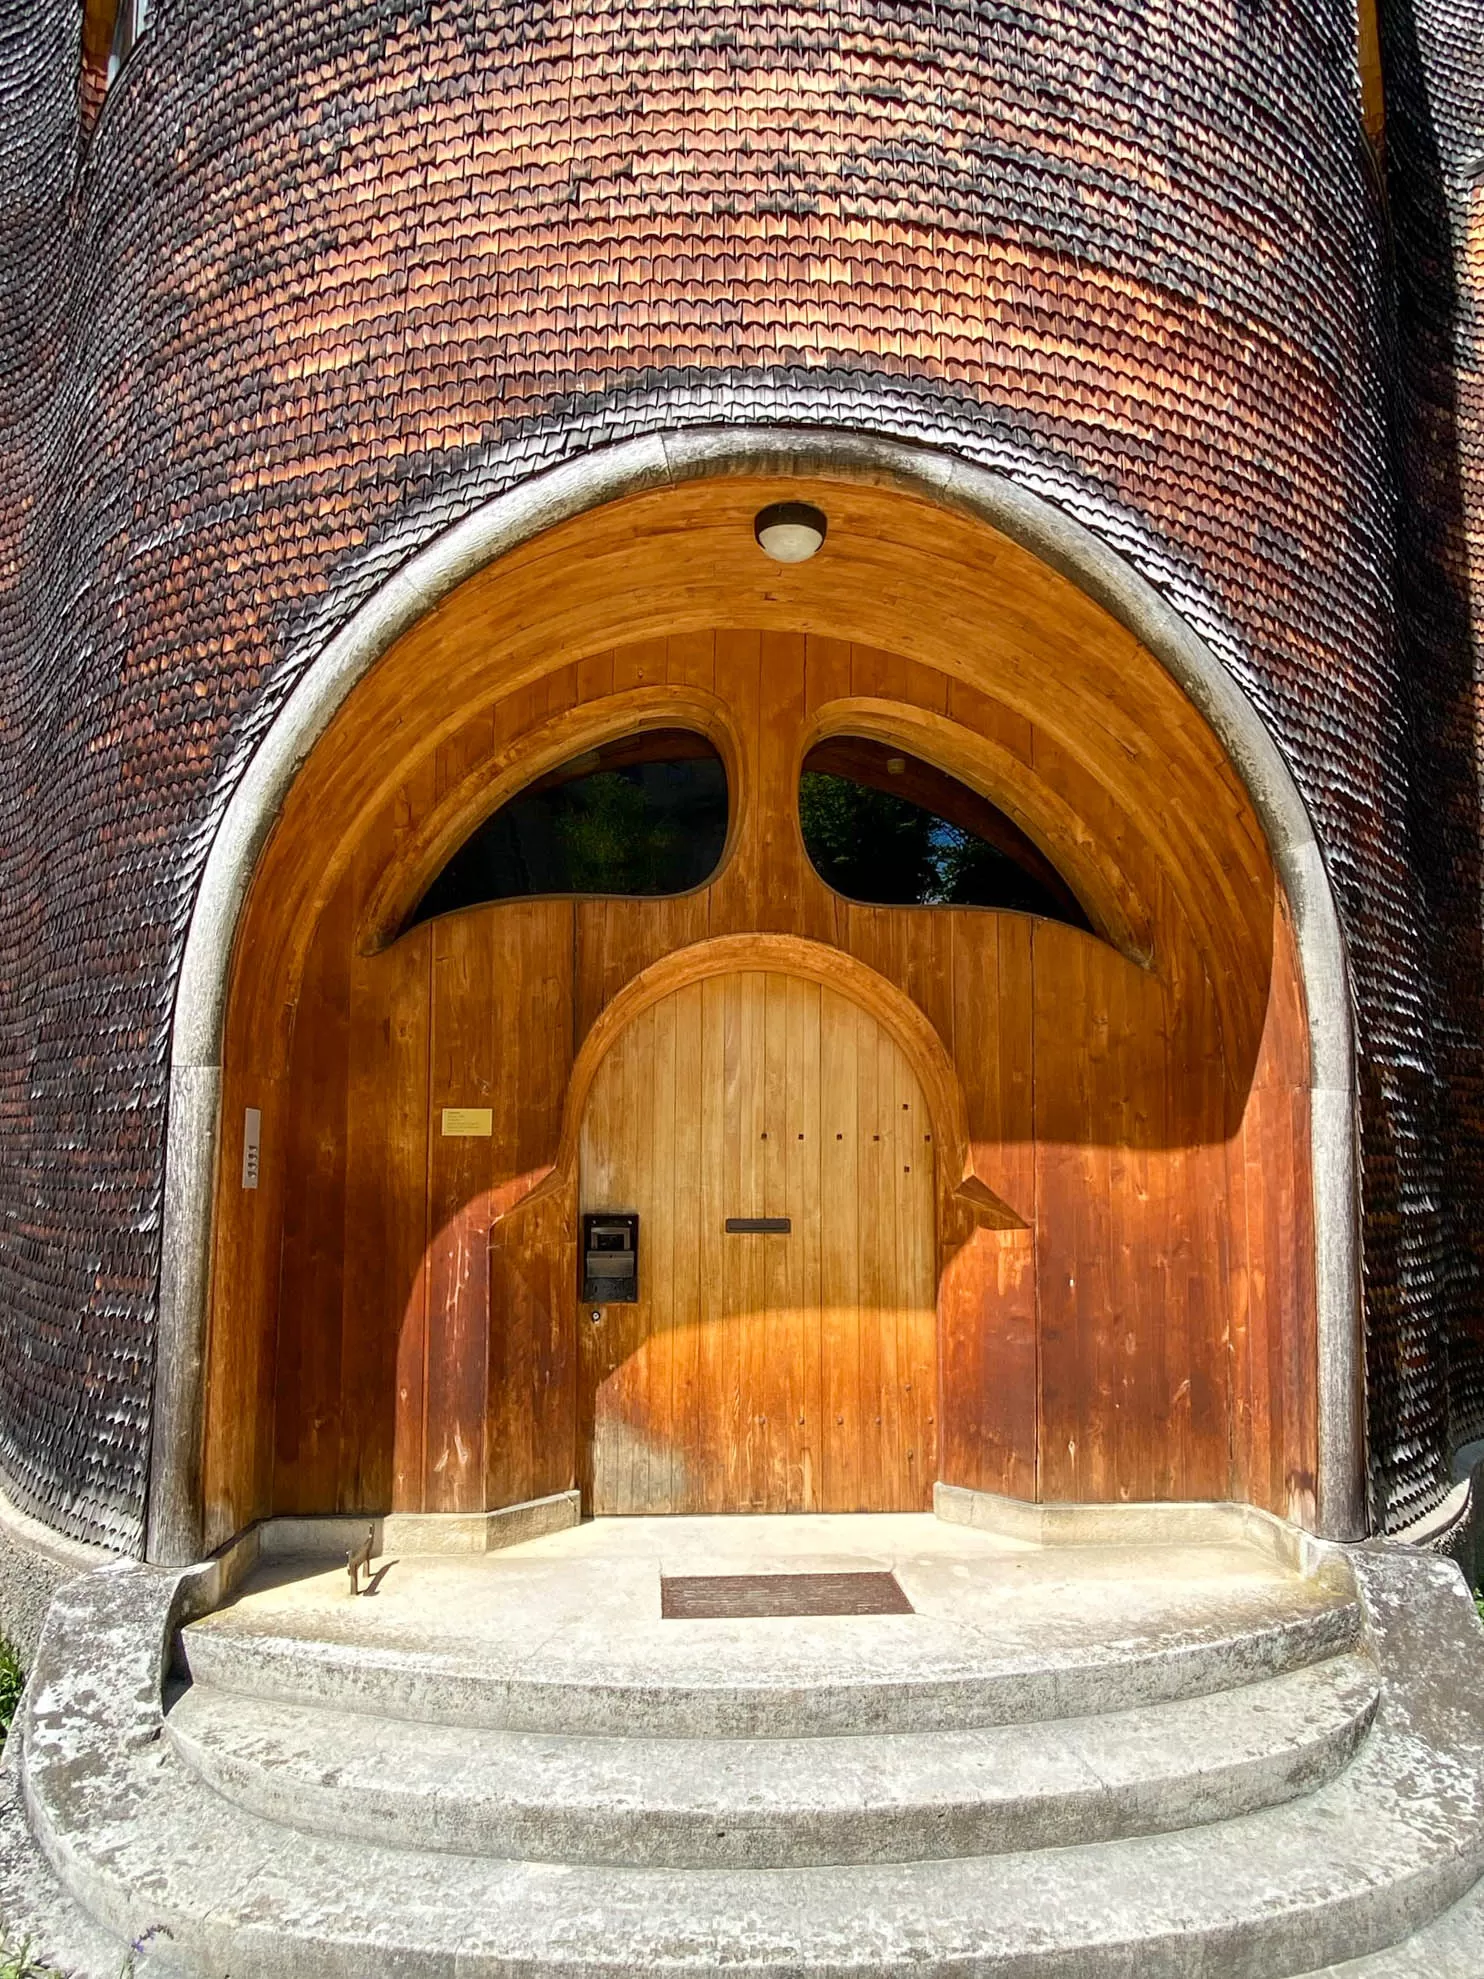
[577,968,938,1514]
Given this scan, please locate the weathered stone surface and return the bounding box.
[164,1649,1379,1868]
[0,1750,154,1977]
[178,1515,1364,1738]
[1,1519,1482,1976]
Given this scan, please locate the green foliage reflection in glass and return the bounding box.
[552,770,678,894]
[409,730,727,928]
[799,739,1091,930]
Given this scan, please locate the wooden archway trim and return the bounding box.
[497,932,1028,1232]
[800,697,1156,967]
[359,685,743,952]
[169,453,1341,1565]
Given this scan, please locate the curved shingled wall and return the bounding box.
[0,0,1432,1548]
[1380,0,1484,1520]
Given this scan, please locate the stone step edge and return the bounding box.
[1301,1869,1484,1977]
[0,1752,170,1979]
[175,1594,1365,1738]
[17,1552,1484,1979]
[162,1647,1380,1868]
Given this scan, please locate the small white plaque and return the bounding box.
[241,1107,262,1190]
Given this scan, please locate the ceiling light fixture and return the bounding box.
[754,501,827,564]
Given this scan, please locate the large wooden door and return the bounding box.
[578,969,937,1514]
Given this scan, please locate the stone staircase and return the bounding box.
[3,1514,1484,1977]
[162,1648,1379,1867]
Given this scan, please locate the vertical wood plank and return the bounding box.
[785,975,823,1508]
[767,965,803,1504]
[485,900,575,1511]
[938,914,1038,1498]
[666,630,716,692]
[698,974,729,1512]
[708,631,763,929]
[423,911,494,1512]
[757,633,808,938]
[343,921,430,1513]
[648,986,680,1511]
[820,990,863,1510]
[577,970,936,1515]
[738,971,768,1509]
[671,982,706,1508]
[273,878,354,1513]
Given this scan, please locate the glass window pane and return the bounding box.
[406,729,728,929]
[799,737,1091,929]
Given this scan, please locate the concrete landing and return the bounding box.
[180,1512,1362,1735]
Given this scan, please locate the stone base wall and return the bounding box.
[0,1479,113,1663]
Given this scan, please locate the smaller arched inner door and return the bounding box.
[578,969,938,1514]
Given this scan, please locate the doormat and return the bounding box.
[660,1571,913,1619]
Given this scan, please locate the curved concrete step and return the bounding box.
[1301,1872,1484,1975]
[163,1649,1379,1867]
[18,1551,1484,1978]
[177,1551,1364,1738]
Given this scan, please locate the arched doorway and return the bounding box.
[172,450,1350,1560]
[579,969,938,1516]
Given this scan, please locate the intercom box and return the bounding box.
[581,1211,639,1303]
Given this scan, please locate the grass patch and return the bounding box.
[0,1641,24,1748]
[0,1934,67,1978]
[0,1925,168,1978]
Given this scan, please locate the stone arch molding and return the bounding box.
[148,425,1364,1563]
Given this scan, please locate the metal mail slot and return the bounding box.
[725,1217,792,1234]
[582,1212,639,1303]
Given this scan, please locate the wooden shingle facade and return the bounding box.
[0,0,1480,1553]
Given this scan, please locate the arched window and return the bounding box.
[406,729,728,929]
[798,737,1091,930]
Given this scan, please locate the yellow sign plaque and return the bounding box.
[441,1107,493,1138]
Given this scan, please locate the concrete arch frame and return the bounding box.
[147,425,1364,1564]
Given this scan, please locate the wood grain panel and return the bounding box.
[272,877,354,1513]
[579,973,937,1514]
[201,1058,287,1549]
[341,917,430,1514]
[484,900,578,1511]
[423,912,495,1511]
[207,480,1322,1542]
[1229,892,1317,1522]
[938,915,1038,1499]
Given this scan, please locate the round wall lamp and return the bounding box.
[754,501,828,564]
